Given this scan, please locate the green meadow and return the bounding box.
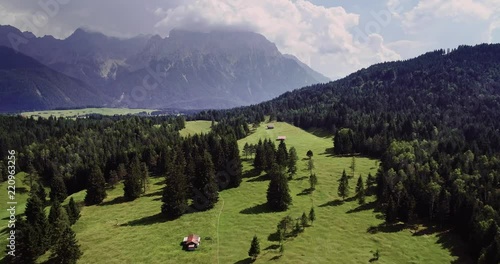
[0,121,471,263]
[179,120,214,137]
[21,108,155,119]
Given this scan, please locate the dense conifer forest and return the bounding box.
[195,44,500,263]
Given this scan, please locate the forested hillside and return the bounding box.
[195,43,500,263]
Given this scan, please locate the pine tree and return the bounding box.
[117,163,127,181]
[309,173,318,190]
[263,140,276,171]
[49,226,82,264]
[277,216,294,238]
[351,156,356,177]
[306,150,313,159]
[85,166,107,205]
[366,172,376,192]
[192,151,219,210]
[253,140,265,172]
[124,157,143,201]
[301,212,308,228]
[287,147,298,178]
[248,235,261,260]
[25,191,49,256]
[108,170,119,188]
[141,162,149,194]
[48,199,70,243]
[356,175,366,204]
[162,151,188,218]
[307,158,315,174]
[6,219,37,264]
[24,164,39,189]
[243,142,250,160]
[67,197,80,225]
[50,175,67,203]
[309,207,316,226]
[35,182,47,206]
[266,164,292,211]
[276,141,288,167]
[227,137,243,188]
[338,170,350,201]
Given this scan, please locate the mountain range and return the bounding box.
[0,25,329,112]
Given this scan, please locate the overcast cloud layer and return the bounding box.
[1,0,499,80]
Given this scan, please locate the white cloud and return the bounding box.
[153,0,401,79]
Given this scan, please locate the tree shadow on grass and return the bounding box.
[297,188,313,196]
[294,176,308,181]
[240,203,273,215]
[247,174,269,182]
[120,213,168,226]
[264,244,280,250]
[100,196,127,206]
[367,223,405,234]
[234,258,254,264]
[436,230,474,264]
[243,169,261,179]
[142,190,163,197]
[270,255,282,261]
[319,199,343,207]
[154,179,166,186]
[346,201,376,214]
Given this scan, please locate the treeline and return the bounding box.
[194,44,500,263]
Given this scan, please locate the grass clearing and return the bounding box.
[179,121,213,137]
[1,122,470,263]
[21,108,155,119]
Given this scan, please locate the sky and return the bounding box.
[1,0,499,80]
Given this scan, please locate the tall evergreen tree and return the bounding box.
[50,175,67,203]
[366,172,376,192]
[309,207,316,226]
[162,151,188,218]
[276,141,288,167]
[141,162,149,194]
[49,226,82,264]
[108,170,119,188]
[301,212,309,228]
[227,138,243,188]
[25,191,49,256]
[35,182,47,206]
[287,147,298,178]
[193,151,219,210]
[306,150,313,159]
[85,166,107,205]
[307,158,315,174]
[248,235,261,260]
[67,197,80,225]
[48,199,70,243]
[124,157,142,201]
[309,173,318,191]
[266,164,292,211]
[338,170,350,201]
[6,219,37,264]
[253,140,265,172]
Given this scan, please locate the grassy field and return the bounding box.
[21,108,155,119]
[0,121,471,263]
[179,120,213,137]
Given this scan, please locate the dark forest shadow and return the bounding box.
[265,244,280,250]
[306,128,332,138]
[142,190,162,197]
[234,258,253,264]
[367,223,405,234]
[154,179,166,185]
[120,213,168,226]
[243,168,261,179]
[270,255,282,261]
[15,187,29,195]
[100,196,127,206]
[319,199,343,207]
[436,231,474,264]
[240,203,273,215]
[247,174,269,182]
[319,147,335,156]
[346,201,376,214]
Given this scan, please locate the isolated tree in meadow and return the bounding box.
[267,164,292,211]
[356,175,366,204]
[338,170,350,201]
[124,157,142,201]
[306,150,313,159]
[287,147,298,178]
[50,174,68,203]
[49,226,82,264]
[301,212,308,228]
[248,235,261,260]
[309,207,316,225]
[309,173,318,191]
[67,197,80,225]
[276,141,288,167]
[162,151,188,218]
[85,166,107,205]
[277,215,294,238]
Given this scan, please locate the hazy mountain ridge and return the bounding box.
[0,25,329,111]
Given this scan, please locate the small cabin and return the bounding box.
[277,136,286,141]
[182,234,201,251]
[267,124,275,129]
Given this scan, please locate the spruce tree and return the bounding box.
[162,151,188,218]
[35,182,47,206]
[306,150,313,159]
[49,226,82,264]
[227,137,243,188]
[253,140,265,172]
[108,170,119,188]
[309,207,316,226]
[248,235,261,260]
[301,212,308,228]
[85,166,107,205]
[266,164,292,211]
[356,175,366,204]
[117,163,127,180]
[287,147,298,178]
[366,172,376,192]
[124,157,142,201]
[243,142,250,160]
[48,199,70,243]
[307,158,315,174]
[67,197,81,225]
[50,175,67,203]
[6,219,37,264]
[25,191,49,256]
[193,151,219,210]
[141,162,149,194]
[338,170,350,201]
[276,141,288,167]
